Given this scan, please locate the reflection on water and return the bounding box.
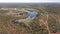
[28,10,37,19]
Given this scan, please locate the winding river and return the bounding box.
[15,9,38,23]
[27,10,38,19]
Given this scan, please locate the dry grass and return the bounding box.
[0,8,60,34]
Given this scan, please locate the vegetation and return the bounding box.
[0,3,60,34]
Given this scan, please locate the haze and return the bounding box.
[0,0,60,3]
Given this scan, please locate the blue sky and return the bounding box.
[0,0,60,3]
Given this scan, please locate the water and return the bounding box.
[15,10,38,23]
[28,10,37,19]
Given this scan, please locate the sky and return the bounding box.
[0,0,60,3]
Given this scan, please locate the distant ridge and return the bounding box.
[0,3,59,8]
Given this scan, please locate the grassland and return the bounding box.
[0,3,60,34]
